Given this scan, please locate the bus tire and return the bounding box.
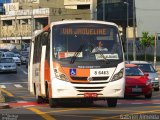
[37,96,44,104]
[33,83,36,96]
[45,82,49,98]
[34,83,44,104]
[107,98,117,107]
[45,82,49,103]
[49,98,56,108]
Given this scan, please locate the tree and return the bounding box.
[140,32,155,61]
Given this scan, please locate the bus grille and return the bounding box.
[74,86,104,92]
[71,76,109,81]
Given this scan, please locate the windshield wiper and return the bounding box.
[90,43,110,64]
[70,44,84,64]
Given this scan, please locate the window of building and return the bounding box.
[77,5,90,9]
[3,20,12,26]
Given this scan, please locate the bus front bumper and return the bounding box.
[51,77,125,99]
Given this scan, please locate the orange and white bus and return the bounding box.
[28,20,125,107]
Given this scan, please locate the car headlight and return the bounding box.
[155,77,159,80]
[110,68,124,82]
[146,79,151,85]
[54,69,68,81]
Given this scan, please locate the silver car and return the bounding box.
[1,52,21,66]
[130,61,159,91]
[0,58,17,73]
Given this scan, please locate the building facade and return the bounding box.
[0,0,95,45]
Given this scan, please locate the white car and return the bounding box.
[0,58,17,73]
[1,52,21,66]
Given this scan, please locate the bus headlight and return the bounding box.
[54,69,68,81]
[59,74,68,81]
[111,69,124,82]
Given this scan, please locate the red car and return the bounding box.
[125,64,152,98]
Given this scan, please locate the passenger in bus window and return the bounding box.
[92,41,108,53]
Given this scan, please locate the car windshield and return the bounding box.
[0,58,14,63]
[125,67,144,76]
[136,64,156,73]
[4,53,14,57]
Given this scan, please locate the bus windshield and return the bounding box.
[52,23,123,62]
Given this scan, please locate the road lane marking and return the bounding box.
[14,84,23,88]
[131,103,143,104]
[17,101,28,103]
[26,107,56,120]
[45,108,82,113]
[0,87,14,97]
[18,67,28,75]
[0,85,6,89]
[45,108,139,115]
[0,82,28,85]
[17,95,34,98]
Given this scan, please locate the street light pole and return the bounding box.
[124,1,129,61]
[133,0,136,60]
[103,0,105,21]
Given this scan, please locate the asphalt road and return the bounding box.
[0,65,160,120]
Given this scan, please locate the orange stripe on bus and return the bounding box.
[43,24,50,31]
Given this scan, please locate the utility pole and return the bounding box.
[133,0,136,60]
[124,1,129,61]
[30,5,34,40]
[103,0,105,21]
[154,33,157,69]
[15,11,18,44]
[0,15,1,43]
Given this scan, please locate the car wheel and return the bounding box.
[145,92,152,99]
[154,87,159,91]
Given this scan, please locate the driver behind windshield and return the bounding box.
[92,41,108,53]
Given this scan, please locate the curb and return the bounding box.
[0,103,10,109]
[0,90,10,109]
[0,91,5,103]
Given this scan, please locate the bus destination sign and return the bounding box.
[61,28,107,35]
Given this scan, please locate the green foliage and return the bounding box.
[140,32,155,61]
[127,54,160,61]
[140,32,155,47]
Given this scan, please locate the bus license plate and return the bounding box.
[84,93,97,98]
[132,88,142,92]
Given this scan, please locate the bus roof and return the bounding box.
[50,20,118,28]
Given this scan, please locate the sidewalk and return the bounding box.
[0,89,10,109]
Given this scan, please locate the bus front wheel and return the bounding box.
[49,98,57,108]
[107,98,117,107]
